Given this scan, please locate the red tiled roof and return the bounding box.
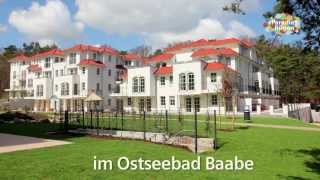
[33,49,64,59]
[122,53,142,61]
[165,38,253,52]
[27,64,42,72]
[191,48,238,58]
[79,59,106,68]
[154,66,173,75]
[65,44,118,55]
[147,53,174,63]
[204,62,238,73]
[11,49,64,62]
[11,54,30,62]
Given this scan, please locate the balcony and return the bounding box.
[110,85,127,97]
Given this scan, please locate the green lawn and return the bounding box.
[0,120,320,179]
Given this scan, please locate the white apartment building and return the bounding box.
[6,45,120,112]
[111,38,280,114]
[6,38,280,113]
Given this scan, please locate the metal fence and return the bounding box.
[60,109,219,153]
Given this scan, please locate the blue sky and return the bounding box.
[0,0,302,51]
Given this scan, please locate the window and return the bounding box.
[55,85,58,92]
[60,70,64,76]
[108,69,112,76]
[60,58,64,62]
[127,98,132,106]
[108,99,111,106]
[96,68,100,75]
[139,77,145,92]
[108,84,112,91]
[179,73,186,90]
[226,57,231,66]
[55,70,59,77]
[44,71,52,78]
[132,77,145,93]
[160,76,165,86]
[82,82,85,90]
[93,53,97,60]
[82,67,86,74]
[169,75,173,84]
[139,99,144,112]
[61,83,69,95]
[65,83,69,95]
[170,96,175,106]
[108,55,112,62]
[160,96,166,106]
[36,85,43,97]
[96,83,100,91]
[45,57,51,68]
[69,53,76,64]
[13,71,16,79]
[210,73,217,83]
[133,77,139,93]
[28,79,33,87]
[186,97,192,112]
[73,84,78,95]
[188,73,194,90]
[254,81,259,92]
[54,57,59,63]
[211,95,218,105]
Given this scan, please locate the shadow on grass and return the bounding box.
[0,123,86,140]
[277,174,311,180]
[298,148,320,175]
[277,148,320,179]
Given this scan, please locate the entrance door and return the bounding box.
[185,97,192,112]
[194,97,200,112]
[146,98,151,112]
[139,98,145,112]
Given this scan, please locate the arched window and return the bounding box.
[179,73,186,90]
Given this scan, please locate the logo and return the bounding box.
[263,13,301,35]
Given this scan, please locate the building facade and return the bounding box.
[111,38,280,114]
[6,38,280,113]
[6,45,120,112]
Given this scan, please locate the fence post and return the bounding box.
[165,110,168,133]
[82,106,85,129]
[143,111,146,140]
[194,109,198,154]
[121,109,124,131]
[64,110,69,133]
[90,109,93,129]
[96,110,99,135]
[213,110,218,150]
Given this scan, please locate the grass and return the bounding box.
[0,119,320,179]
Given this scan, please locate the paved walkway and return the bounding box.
[0,133,71,154]
[177,119,320,132]
[220,122,320,132]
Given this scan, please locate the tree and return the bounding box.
[153,49,162,56]
[222,0,245,15]
[254,35,320,102]
[130,45,151,57]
